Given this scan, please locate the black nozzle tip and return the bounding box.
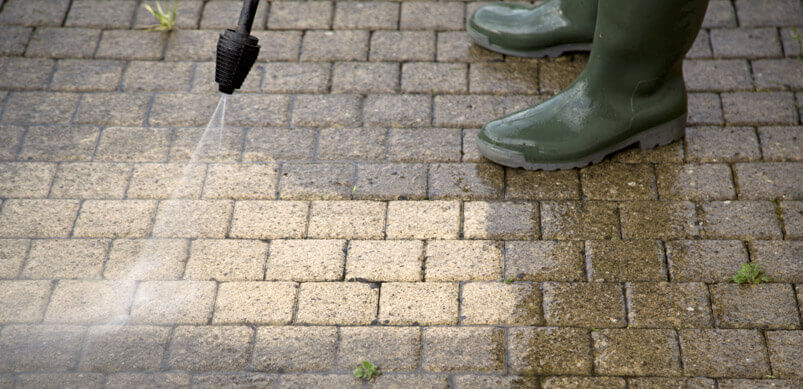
[215,29,260,95]
[219,85,234,95]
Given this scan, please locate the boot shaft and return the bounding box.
[585,0,710,94]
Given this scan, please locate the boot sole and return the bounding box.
[467,26,592,58]
[477,114,686,171]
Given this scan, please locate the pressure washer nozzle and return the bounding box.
[215,29,260,95]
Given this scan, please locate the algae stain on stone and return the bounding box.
[512,282,544,325]
[512,282,554,381]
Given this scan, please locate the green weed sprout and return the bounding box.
[731,263,770,285]
[789,27,802,59]
[353,360,381,381]
[142,0,177,32]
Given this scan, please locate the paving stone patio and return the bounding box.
[0,0,801,388]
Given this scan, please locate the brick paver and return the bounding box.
[0,0,800,385]
[422,327,504,372]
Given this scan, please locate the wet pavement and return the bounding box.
[0,0,801,388]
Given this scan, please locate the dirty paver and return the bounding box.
[0,0,801,387]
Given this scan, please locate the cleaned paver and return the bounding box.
[50,162,131,199]
[185,239,268,281]
[461,282,543,325]
[425,240,503,281]
[379,282,458,325]
[103,238,188,280]
[16,125,99,162]
[213,281,297,325]
[251,326,337,372]
[0,280,51,323]
[0,238,29,279]
[73,200,156,238]
[0,325,85,372]
[307,200,386,239]
[345,240,423,282]
[130,281,216,324]
[296,282,378,325]
[0,199,80,238]
[45,280,135,324]
[163,126,238,161]
[167,326,253,371]
[151,200,233,238]
[126,163,205,199]
[0,0,799,384]
[80,325,169,372]
[229,200,309,240]
[338,327,420,372]
[266,239,345,281]
[386,200,460,239]
[22,238,108,279]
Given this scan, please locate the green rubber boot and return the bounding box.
[477,0,709,171]
[467,0,597,57]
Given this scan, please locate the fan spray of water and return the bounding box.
[212,94,227,147]
[130,93,228,276]
[99,93,229,326]
[99,0,256,328]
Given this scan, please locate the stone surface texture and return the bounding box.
[0,0,799,385]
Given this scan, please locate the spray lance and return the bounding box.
[215,0,260,94]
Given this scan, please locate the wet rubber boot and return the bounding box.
[476,0,710,171]
[467,0,597,57]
